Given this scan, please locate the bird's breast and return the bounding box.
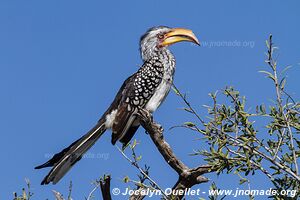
[145,70,174,113]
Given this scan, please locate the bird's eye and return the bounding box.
[158,34,164,39]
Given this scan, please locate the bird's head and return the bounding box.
[140,26,199,61]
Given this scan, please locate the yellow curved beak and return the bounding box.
[161,28,200,47]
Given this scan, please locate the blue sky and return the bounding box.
[0,0,299,199]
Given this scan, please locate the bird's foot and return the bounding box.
[138,108,153,123]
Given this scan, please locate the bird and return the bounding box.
[35,26,200,185]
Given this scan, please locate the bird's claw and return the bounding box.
[139,108,153,123]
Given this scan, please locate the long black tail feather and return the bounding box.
[35,121,106,185]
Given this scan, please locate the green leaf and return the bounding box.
[279,77,286,90]
[172,87,180,95]
[184,122,195,127]
[131,139,137,149]
[260,104,266,114]
[123,176,130,183]
[265,40,270,49]
[258,70,275,82]
[281,65,292,75]
[239,178,248,185]
[136,155,142,161]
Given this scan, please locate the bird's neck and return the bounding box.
[142,47,175,71]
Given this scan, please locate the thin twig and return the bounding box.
[273,129,286,160]
[67,181,72,200]
[116,146,169,199]
[267,35,283,114]
[53,190,64,200]
[218,127,300,181]
[285,116,299,175]
[172,83,205,125]
[226,147,274,180]
[87,182,101,200]
[266,34,299,176]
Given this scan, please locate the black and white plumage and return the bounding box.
[35,26,199,185]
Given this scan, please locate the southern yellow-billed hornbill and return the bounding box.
[35,26,199,185]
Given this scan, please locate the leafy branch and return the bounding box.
[175,35,300,199]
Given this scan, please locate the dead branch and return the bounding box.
[137,108,214,199]
[100,175,112,200]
